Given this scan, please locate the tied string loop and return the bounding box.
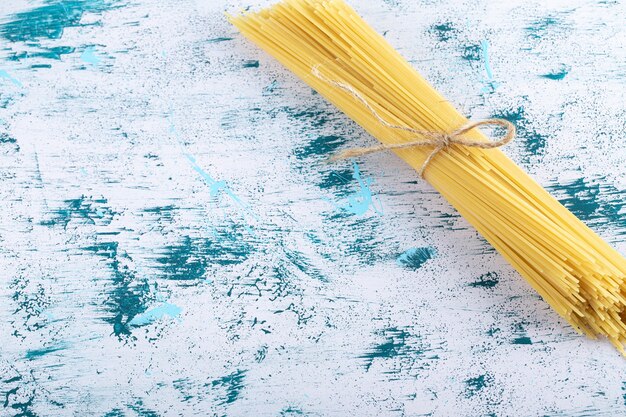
[312,66,516,178]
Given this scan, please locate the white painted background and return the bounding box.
[1,0,626,415]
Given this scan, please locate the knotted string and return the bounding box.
[311,66,516,178]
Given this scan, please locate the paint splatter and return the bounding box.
[491,105,548,162]
[397,247,437,270]
[468,272,499,289]
[128,301,182,326]
[430,22,456,42]
[464,373,492,398]
[335,161,382,216]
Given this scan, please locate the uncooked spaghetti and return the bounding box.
[228,0,626,352]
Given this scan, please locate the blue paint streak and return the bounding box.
[81,45,100,65]
[128,302,182,326]
[337,161,382,216]
[0,69,23,87]
[167,109,258,233]
[397,247,436,270]
[481,40,499,92]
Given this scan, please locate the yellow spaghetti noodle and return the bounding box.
[228,0,626,352]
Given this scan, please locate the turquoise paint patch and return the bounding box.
[0,69,23,87]
[468,272,499,288]
[211,370,246,406]
[0,0,122,43]
[461,44,481,61]
[336,161,382,216]
[481,40,500,92]
[294,135,348,160]
[512,336,532,345]
[242,60,259,68]
[81,45,100,65]
[397,247,436,270]
[128,301,182,326]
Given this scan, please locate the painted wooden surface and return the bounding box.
[1,0,626,415]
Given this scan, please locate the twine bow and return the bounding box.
[312,66,516,178]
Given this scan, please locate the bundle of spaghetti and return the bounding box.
[228,0,626,352]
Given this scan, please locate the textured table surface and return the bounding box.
[1,0,626,416]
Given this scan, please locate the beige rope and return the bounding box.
[312,66,516,178]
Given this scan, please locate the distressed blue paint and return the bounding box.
[461,44,481,62]
[464,374,491,398]
[40,196,115,229]
[430,22,456,42]
[211,370,246,406]
[294,135,348,160]
[541,65,569,80]
[207,37,234,43]
[7,46,75,61]
[81,45,100,65]
[0,70,22,87]
[154,232,252,281]
[128,301,182,326]
[397,247,436,270]
[546,176,626,238]
[25,342,69,360]
[0,0,122,43]
[525,16,561,40]
[84,241,153,338]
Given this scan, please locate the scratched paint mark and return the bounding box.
[511,322,533,345]
[7,46,75,62]
[359,327,441,377]
[0,70,23,87]
[40,196,115,229]
[491,105,548,162]
[480,40,499,92]
[128,301,182,326]
[541,64,570,80]
[468,272,500,289]
[525,16,561,41]
[397,247,436,270]
[335,161,382,216]
[154,232,252,282]
[208,37,234,43]
[280,406,308,416]
[211,370,247,406]
[81,46,101,65]
[25,342,69,360]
